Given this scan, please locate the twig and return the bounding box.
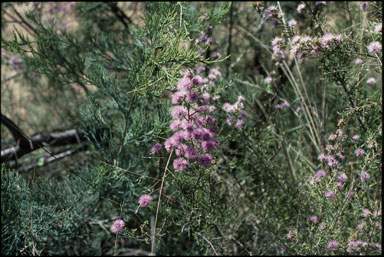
[196,232,219,256]
[151,150,173,255]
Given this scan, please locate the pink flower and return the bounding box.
[315,170,326,178]
[192,75,203,85]
[288,19,297,28]
[367,41,382,53]
[310,215,319,224]
[360,171,370,182]
[139,194,153,207]
[235,119,245,128]
[366,77,376,84]
[354,148,364,157]
[318,153,326,161]
[170,119,182,131]
[287,231,296,239]
[187,91,199,102]
[327,240,339,251]
[110,219,125,233]
[297,3,305,13]
[173,157,189,171]
[198,153,212,167]
[265,76,272,83]
[171,105,187,119]
[355,58,363,64]
[324,191,336,201]
[352,134,360,140]
[362,208,371,217]
[338,173,348,183]
[184,146,198,159]
[151,143,162,154]
[172,91,186,104]
[320,223,327,230]
[164,137,176,152]
[357,223,365,230]
[374,23,382,34]
[226,117,235,126]
[177,76,193,91]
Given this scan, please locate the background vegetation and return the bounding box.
[1,2,382,256]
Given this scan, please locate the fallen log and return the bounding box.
[1,129,86,162]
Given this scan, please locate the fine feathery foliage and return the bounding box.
[1,2,382,256]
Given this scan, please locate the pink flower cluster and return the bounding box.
[274,100,290,110]
[138,194,153,207]
[164,68,221,171]
[110,219,125,234]
[272,33,343,61]
[222,96,248,128]
[195,27,214,57]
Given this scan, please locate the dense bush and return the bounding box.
[1,2,382,256]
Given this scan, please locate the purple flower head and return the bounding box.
[360,2,367,11]
[297,3,305,13]
[205,37,213,45]
[186,91,199,102]
[170,119,182,131]
[354,148,364,157]
[318,153,326,161]
[320,223,327,230]
[362,208,371,217]
[338,173,348,183]
[185,146,198,159]
[310,215,319,224]
[360,171,370,182]
[368,41,382,53]
[337,181,343,190]
[171,105,187,119]
[355,58,363,64]
[192,75,203,85]
[164,137,176,152]
[198,153,212,167]
[177,76,193,91]
[324,191,336,201]
[175,144,187,156]
[226,117,235,126]
[197,66,206,74]
[110,219,125,234]
[173,157,189,171]
[182,120,195,133]
[202,140,215,151]
[151,143,162,154]
[288,19,297,28]
[235,119,245,128]
[327,240,339,251]
[172,91,186,104]
[49,7,56,15]
[287,231,296,239]
[212,52,221,59]
[240,111,248,119]
[347,191,354,200]
[192,129,204,141]
[315,170,326,178]
[357,223,365,230]
[374,23,382,34]
[139,194,153,207]
[366,77,376,84]
[265,76,272,83]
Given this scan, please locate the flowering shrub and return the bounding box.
[1,2,381,256]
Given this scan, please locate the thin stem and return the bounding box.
[151,150,173,255]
